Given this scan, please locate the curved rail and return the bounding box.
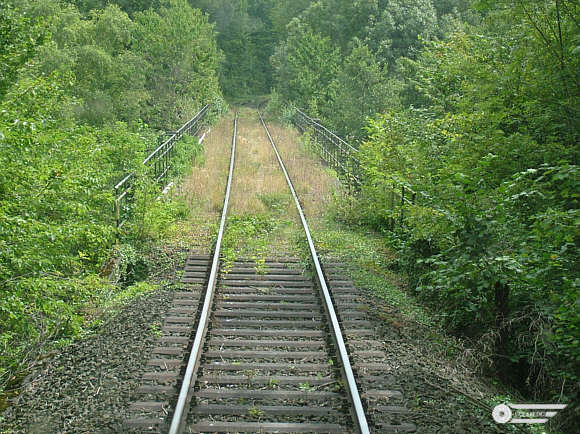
[168,113,237,434]
[258,112,370,434]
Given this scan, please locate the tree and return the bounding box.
[272,20,340,114]
[353,3,579,415]
[0,1,46,98]
[365,0,438,66]
[291,0,380,53]
[269,0,312,37]
[68,0,161,15]
[328,41,391,139]
[133,0,222,128]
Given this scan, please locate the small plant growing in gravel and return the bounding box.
[268,378,280,389]
[248,406,264,419]
[172,282,187,291]
[149,322,162,337]
[299,381,315,392]
[243,369,257,382]
[220,256,234,278]
[257,192,291,214]
[253,254,268,275]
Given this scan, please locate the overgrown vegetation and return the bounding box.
[188,0,312,98]
[1,0,578,429]
[0,0,223,401]
[266,0,578,429]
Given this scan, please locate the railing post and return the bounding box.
[400,185,405,225]
[115,197,120,228]
[165,142,169,181]
[390,188,395,230]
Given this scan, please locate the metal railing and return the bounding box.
[114,104,210,228]
[292,107,417,228]
[292,108,361,185]
[385,180,417,230]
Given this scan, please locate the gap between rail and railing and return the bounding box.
[291,107,417,229]
[113,104,210,228]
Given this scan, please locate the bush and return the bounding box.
[348,10,579,414]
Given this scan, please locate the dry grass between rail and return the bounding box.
[229,109,292,215]
[181,112,234,216]
[173,108,337,256]
[265,119,337,219]
[170,112,234,252]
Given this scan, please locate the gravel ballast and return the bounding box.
[1,288,176,433]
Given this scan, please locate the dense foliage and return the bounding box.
[268,0,579,425]
[0,0,222,396]
[1,0,578,428]
[272,0,475,140]
[188,0,312,98]
[28,0,223,129]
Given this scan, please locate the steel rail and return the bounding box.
[168,113,237,434]
[258,112,370,434]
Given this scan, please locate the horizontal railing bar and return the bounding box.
[156,166,170,183]
[114,173,133,190]
[113,104,210,229]
[293,108,361,186]
[158,144,175,161]
[143,104,209,165]
[295,108,358,154]
[294,108,419,200]
[117,190,129,202]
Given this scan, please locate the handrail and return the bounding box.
[113,104,210,228]
[114,173,133,191]
[292,107,418,228]
[168,113,237,434]
[259,111,370,434]
[292,108,361,186]
[143,104,209,165]
[294,108,359,154]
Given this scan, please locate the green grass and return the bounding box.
[309,217,431,325]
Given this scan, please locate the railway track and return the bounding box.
[125,112,415,433]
